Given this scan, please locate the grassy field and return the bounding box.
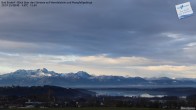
[11,107,177,110]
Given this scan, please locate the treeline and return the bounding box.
[0,85,95,98]
[0,86,195,109]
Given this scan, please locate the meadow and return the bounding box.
[12,107,177,110]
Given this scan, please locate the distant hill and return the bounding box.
[0,85,95,98]
[0,68,195,87]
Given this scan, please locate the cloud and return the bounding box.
[144,65,190,72]
[0,0,196,77]
[0,53,195,78]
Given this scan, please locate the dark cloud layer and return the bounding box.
[0,0,196,64]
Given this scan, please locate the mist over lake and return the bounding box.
[88,87,196,98]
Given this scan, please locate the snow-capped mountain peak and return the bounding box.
[32,68,60,77]
[0,68,195,87]
[75,71,92,78]
[4,68,59,78]
[65,71,92,79]
[37,68,49,73]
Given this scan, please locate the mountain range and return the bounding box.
[0,68,195,87]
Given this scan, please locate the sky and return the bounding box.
[0,0,196,78]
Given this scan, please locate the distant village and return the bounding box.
[0,86,195,109]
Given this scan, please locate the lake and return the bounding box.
[88,87,196,98]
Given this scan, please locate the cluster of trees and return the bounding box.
[0,94,195,108]
[0,86,195,108]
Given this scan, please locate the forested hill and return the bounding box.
[0,85,95,98]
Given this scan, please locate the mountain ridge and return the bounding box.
[0,68,195,87]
